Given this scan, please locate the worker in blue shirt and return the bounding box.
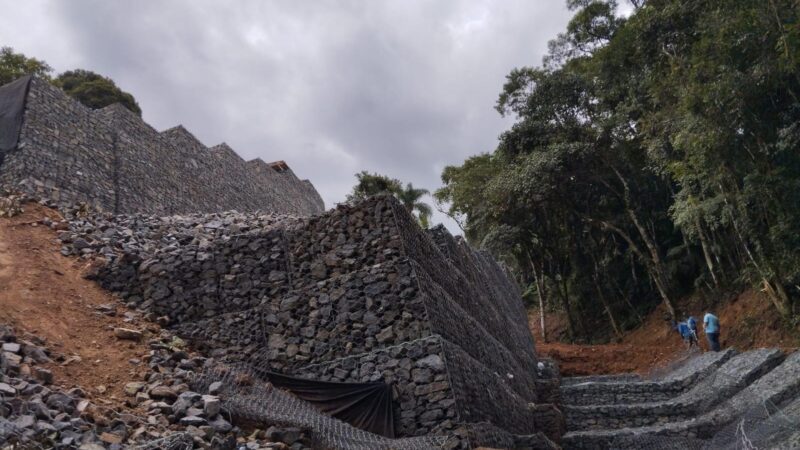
[703,312,721,351]
[687,315,697,333]
[686,315,698,347]
[674,319,697,348]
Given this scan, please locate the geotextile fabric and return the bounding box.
[265,371,396,438]
[0,75,31,153]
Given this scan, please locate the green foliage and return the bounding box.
[0,48,142,117]
[0,46,52,85]
[396,183,433,229]
[346,171,402,203]
[54,69,142,116]
[439,0,800,341]
[347,172,433,228]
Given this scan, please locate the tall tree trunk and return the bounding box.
[557,282,577,342]
[611,277,644,325]
[696,217,720,288]
[719,182,792,317]
[607,166,676,320]
[627,210,676,319]
[530,259,547,343]
[594,272,622,340]
[597,219,677,320]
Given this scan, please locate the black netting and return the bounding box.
[190,355,451,450]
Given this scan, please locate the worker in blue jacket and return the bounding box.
[703,312,721,351]
[674,319,698,348]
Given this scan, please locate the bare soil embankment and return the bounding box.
[0,203,156,405]
[532,290,800,376]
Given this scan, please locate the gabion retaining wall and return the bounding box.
[561,349,735,406]
[562,350,800,449]
[64,195,546,444]
[564,349,783,431]
[0,77,324,216]
[0,77,117,210]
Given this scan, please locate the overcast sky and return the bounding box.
[0,0,573,233]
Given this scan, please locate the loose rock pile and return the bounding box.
[0,190,25,217]
[0,322,318,450]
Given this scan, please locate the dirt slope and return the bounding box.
[533,289,800,376]
[0,203,155,405]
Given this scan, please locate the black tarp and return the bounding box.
[0,75,32,154]
[265,371,396,438]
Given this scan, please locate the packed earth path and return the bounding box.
[0,202,155,407]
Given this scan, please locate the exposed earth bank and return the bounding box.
[532,289,800,376]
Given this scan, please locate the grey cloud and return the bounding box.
[0,0,572,233]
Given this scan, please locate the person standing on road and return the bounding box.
[703,312,721,351]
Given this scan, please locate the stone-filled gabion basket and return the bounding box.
[59,195,556,448]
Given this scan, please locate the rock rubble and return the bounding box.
[0,322,315,449]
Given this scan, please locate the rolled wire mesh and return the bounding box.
[704,395,800,450]
[190,357,451,450]
[130,432,195,450]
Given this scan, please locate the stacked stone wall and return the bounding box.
[0,78,116,210]
[292,336,458,437]
[414,268,538,399]
[561,349,734,406]
[565,348,784,431]
[138,228,292,323]
[284,198,404,289]
[396,208,538,378]
[562,350,800,449]
[439,340,538,435]
[65,195,543,442]
[0,77,324,216]
[177,259,432,372]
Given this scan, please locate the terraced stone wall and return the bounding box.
[0,77,324,216]
[76,195,544,442]
[402,215,538,380]
[0,77,116,210]
[562,350,800,449]
[292,336,458,437]
[565,349,783,431]
[176,259,432,372]
[561,349,735,406]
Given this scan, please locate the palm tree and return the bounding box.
[396,183,433,228]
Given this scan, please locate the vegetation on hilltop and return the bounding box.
[0,46,141,116]
[347,171,433,228]
[436,0,800,342]
[54,69,142,116]
[0,47,52,85]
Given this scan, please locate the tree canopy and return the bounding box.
[436,0,800,342]
[0,46,52,85]
[347,171,433,228]
[346,171,402,203]
[0,47,142,116]
[54,70,142,116]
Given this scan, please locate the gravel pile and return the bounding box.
[0,323,312,450]
[57,210,298,262]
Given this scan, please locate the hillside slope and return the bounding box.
[533,291,800,376]
[0,203,153,403]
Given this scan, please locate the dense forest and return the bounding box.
[435,0,800,342]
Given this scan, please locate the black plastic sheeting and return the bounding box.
[0,75,31,154]
[265,371,396,438]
